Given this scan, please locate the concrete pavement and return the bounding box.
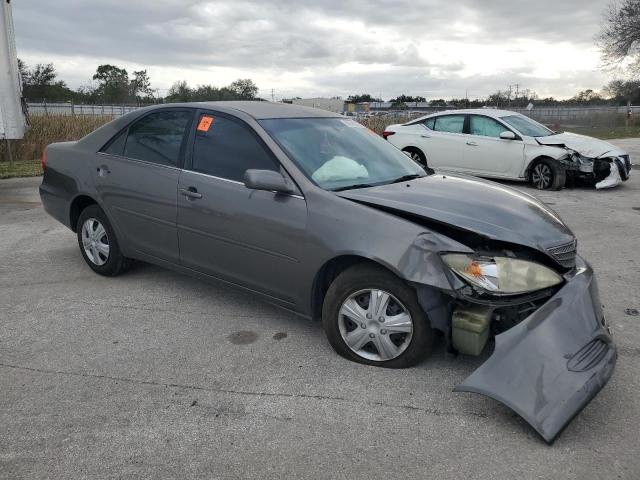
[1,169,639,479]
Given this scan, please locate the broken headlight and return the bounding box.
[442,254,563,295]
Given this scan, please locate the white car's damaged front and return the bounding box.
[533,131,632,189]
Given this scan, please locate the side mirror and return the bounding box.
[244,169,295,194]
[499,131,516,140]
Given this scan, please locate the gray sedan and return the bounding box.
[39,101,615,443]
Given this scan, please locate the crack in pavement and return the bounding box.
[0,362,488,419]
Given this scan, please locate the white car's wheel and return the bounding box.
[402,148,429,170]
[531,159,565,190]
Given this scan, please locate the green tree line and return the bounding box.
[18,60,259,104]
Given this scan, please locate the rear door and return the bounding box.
[177,110,308,306]
[419,114,466,171]
[96,109,193,263]
[461,115,525,178]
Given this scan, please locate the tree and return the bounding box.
[229,78,258,99]
[166,81,193,102]
[346,93,382,103]
[569,89,607,105]
[388,94,426,104]
[17,58,28,85]
[429,99,447,107]
[130,70,155,102]
[19,61,74,101]
[93,64,130,103]
[598,0,640,71]
[604,79,640,103]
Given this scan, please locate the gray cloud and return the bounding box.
[13,0,610,98]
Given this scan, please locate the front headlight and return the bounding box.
[442,254,563,295]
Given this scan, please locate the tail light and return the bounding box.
[41,148,47,173]
[382,131,395,139]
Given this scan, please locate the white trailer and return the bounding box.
[0,0,28,141]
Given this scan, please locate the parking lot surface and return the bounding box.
[1,160,640,479]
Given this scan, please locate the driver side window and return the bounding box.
[469,115,508,138]
[191,113,279,182]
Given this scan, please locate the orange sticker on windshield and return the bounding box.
[197,115,214,132]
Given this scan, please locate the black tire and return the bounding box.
[322,263,434,368]
[403,147,429,170]
[76,204,128,276]
[530,158,565,190]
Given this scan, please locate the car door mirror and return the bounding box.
[244,169,295,194]
[500,131,516,140]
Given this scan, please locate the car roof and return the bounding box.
[424,108,519,119]
[150,101,342,120]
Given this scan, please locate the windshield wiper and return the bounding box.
[388,174,424,184]
[331,183,375,192]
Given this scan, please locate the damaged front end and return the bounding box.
[535,133,632,189]
[417,244,616,444]
[567,152,630,189]
[335,176,616,443]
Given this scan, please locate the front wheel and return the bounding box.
[531,159,565,190]
[322,264,433,368]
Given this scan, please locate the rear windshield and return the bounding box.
[500,115,554,137]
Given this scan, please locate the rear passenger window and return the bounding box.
[123,110,192,166]
[433,115,465,134]
[424,117,435,129]
[191,113,278,182]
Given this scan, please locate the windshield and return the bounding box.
[259,118,425,191]
[500,115,555,137]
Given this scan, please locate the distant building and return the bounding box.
[291,97,345,113]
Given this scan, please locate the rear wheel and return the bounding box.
[531,159,565,190]
[76,204,128,276]
[322,264,433,368]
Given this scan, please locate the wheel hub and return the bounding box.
[338,288,414,362]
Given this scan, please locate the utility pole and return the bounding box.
[0,0,29,162]
[271,88,275,102]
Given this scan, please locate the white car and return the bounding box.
[383,108,632,190]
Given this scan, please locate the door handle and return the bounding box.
[97,165,111,176]
[420,134,431,138]
[466,141,478,146]
[180,187,202,200]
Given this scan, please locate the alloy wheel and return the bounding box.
[532,163,553,189]
[338,289,413,361]
[81,218,110,266]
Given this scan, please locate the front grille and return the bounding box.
[567,339,610,372]
[547,239,577,268]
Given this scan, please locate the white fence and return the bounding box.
[26,102,142,116]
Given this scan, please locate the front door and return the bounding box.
[461,115,525,178]
[177,110,308,305]
[95,109,193,263]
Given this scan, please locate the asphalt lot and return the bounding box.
[1,149,640,479]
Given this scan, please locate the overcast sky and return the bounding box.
[13,0,613,101]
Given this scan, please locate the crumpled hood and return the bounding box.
[536,132,625,158]
[335,174,574,252]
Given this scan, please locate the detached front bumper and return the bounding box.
[454,255,616,443]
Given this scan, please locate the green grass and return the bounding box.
[563,125,640,139]
[0,160,43,179]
